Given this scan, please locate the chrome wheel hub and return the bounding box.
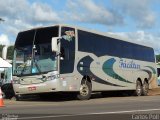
[80,84,89,96]
[137,85,141,95]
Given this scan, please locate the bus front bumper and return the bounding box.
[13,81,59,95]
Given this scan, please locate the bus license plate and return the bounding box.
[28,86,36,91]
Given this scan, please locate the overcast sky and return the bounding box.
[0,0,160,54]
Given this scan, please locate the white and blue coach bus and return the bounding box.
[12,25,157,100]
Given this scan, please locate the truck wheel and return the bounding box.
[142,81,149,96]
[135,81,142,96]
[77,80,92,100]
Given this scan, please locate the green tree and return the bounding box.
[0,45,4,57]
[0,45,14,60]
[7,46,14,59]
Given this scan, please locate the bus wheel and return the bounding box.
[142,81,149,96]
[135,80,142,96]
[77,80,92,100]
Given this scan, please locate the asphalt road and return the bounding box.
[1,94,160,120]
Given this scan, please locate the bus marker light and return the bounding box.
[61,77,65,80]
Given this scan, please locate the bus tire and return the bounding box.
[77,80,92,100]
[142,80,149,96]
[134,80,142,96]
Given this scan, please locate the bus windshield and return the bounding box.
[13,26,59,76]
[13,45,57,76]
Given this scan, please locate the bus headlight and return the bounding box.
[13,80,20,84]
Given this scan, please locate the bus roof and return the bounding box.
[20,24,153,49]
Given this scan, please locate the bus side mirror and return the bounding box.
[51,37,61,52]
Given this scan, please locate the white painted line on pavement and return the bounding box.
[18,108,160,119]
[89,108,160,115]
